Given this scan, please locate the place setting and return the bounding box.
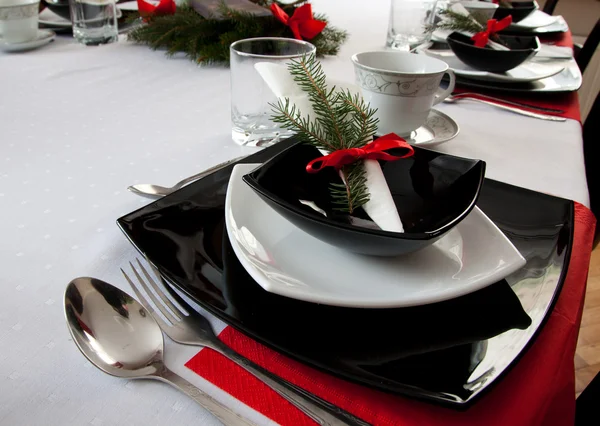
[109,31,574,421]
[419,1,581,94]
[1,0,596,424]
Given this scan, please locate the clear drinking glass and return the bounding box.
[230,37,316,147]
[386,0,438,51]
[69,0,118,45]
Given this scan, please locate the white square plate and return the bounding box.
[225,164,527,308]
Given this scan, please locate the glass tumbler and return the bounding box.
[230,37,316,147]
[386,0,438,51]
[69,0,118,46]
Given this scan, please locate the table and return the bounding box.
[0,0,592,425]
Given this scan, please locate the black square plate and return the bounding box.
[117,137,573,407]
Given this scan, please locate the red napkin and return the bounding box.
[455,31,581,122]
[452,89,581,121]
[186,203,596,426]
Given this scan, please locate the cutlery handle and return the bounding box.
[454,93,565,114]
[158,367,257,426]
[214,343,369,426]
[468,98,567,121]
[174,156,246,190]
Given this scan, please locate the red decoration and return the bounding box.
[305,133,415,173]
[137,0,176,20]
[270,3,326,40]
[471,16,513,48]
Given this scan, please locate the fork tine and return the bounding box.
[120,268,173,331]
[127,261,181,325]
[136,258,188,317]
[142,259,191,315]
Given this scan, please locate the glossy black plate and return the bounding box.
[117,137,573,407]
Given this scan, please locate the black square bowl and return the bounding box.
[242,142,486,257]
[493,1,536,23]
[447,32,539,73]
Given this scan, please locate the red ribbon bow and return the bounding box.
[306,134,415,173]
[471,16,512,48]
[137,0,176,20]
[270,3,326,40]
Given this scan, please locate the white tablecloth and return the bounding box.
[0,0,589,425]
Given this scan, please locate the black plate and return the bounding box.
[447,32,538,73]
[244,143,485,256]
[117,137,573,407]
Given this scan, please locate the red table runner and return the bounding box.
[186,204,596,426]
[454,31,581,121]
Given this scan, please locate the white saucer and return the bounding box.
[0,29,56,52]
[402,109,459,147]
[418,47,565,83]
[225,164,526,309]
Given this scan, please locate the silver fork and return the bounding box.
[448,92,565,114]
[122,259,369,426]
[444,94,567,121]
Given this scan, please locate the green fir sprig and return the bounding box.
[271,54,379,214]
[427,9,484,34]
[127,2,347,65]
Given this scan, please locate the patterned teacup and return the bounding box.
[351,51,456,136]
[0,0,39,44]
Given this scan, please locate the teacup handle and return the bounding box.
[432,70,456,106]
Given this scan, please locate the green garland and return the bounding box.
[127,1,348,65]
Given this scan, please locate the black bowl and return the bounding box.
[447,32,539,73]
[493,1,536,23]
[243,142,485,257]
[43,0,71,20]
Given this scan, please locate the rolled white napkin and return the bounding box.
[254,62,405,233]
[444,3,510,51]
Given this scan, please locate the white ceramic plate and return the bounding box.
[419,47,565,83]
[509,11,568,32]
[0,29,56,52]
[225,164,527,308]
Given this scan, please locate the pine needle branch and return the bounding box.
[127,4,347,65]
[271,54,378,213]
[427,9,484,34]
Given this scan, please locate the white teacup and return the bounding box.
[351,51,456,137]
[0,0,39,44]
[459,1,499,23]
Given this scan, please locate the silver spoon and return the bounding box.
[128,156,245,199]
[64,277,255,426]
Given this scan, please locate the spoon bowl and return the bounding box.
[64,277,164,378]
[64,277,255,426]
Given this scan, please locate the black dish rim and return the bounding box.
[243,142,486,241]
[447,31,540,54]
